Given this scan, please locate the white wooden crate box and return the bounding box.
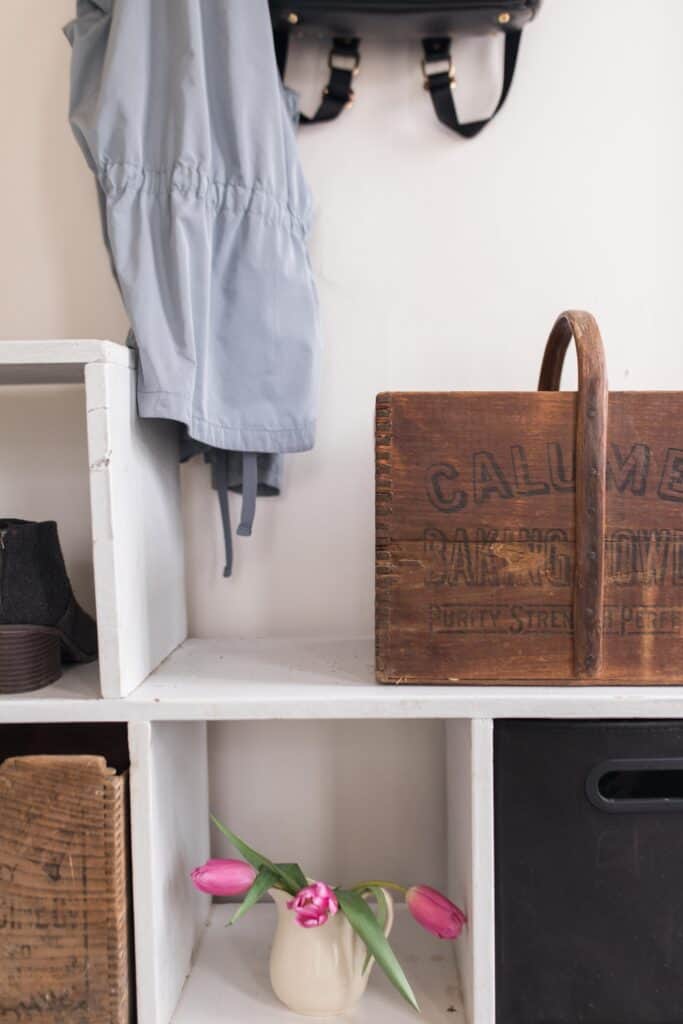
[0,340,187,698]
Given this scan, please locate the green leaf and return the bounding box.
[210,816,300,896]
[229,867,281,926]
[374,886,389,933]
[337,889,419,1012]
[362,886,389,974]
[210,815,271,871]
[276,862,308,891]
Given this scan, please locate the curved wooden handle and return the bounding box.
[538,311,608,679]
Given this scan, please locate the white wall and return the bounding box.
[0,384,95,615]
[3,0,683,879]
[208,719,448,890]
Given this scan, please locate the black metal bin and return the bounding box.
[495,720,683,1024]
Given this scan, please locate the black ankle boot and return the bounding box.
[0,519,97,693]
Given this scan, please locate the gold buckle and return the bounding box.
[422,56,456,90]
[328,51,360,76]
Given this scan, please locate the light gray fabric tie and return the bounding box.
[213,451,258,576]
[237,453,258,537]
[214,451,233,579]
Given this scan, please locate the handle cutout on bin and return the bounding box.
[587,758,683,813]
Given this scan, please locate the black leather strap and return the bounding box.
[274,26,290,78]
[275,29,360,124]
[422,31,522,139]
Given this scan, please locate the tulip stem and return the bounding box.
[351,881,408,895]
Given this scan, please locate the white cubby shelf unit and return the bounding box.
[4,341,683,1024]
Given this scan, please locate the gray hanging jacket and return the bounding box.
[64,0,321,575]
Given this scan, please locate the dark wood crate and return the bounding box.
[376,311,683,684]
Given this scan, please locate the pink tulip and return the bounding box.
[406,885,467,939]
[287,882,339,928]
[191,859,257,896]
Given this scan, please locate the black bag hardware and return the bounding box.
[270,1,542,138]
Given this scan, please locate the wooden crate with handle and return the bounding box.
[376,310,683,683]
[0,755,131,1022]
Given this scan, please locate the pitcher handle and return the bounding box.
[361,887,395,975]
[377,887,394,939]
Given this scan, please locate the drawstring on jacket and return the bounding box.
[237,453,257,537]
[211,451,259,577]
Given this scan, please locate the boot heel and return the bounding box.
[0,627,61,693]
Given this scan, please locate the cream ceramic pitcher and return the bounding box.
[269,886,394,1017]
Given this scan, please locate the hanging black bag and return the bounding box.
[270,1,542,138]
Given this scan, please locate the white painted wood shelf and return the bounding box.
[0,338,133,384]
[172,905,464,1024]
[3,636,683,722]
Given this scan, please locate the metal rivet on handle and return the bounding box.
[498,12,511,24]
[287,11,299,24]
